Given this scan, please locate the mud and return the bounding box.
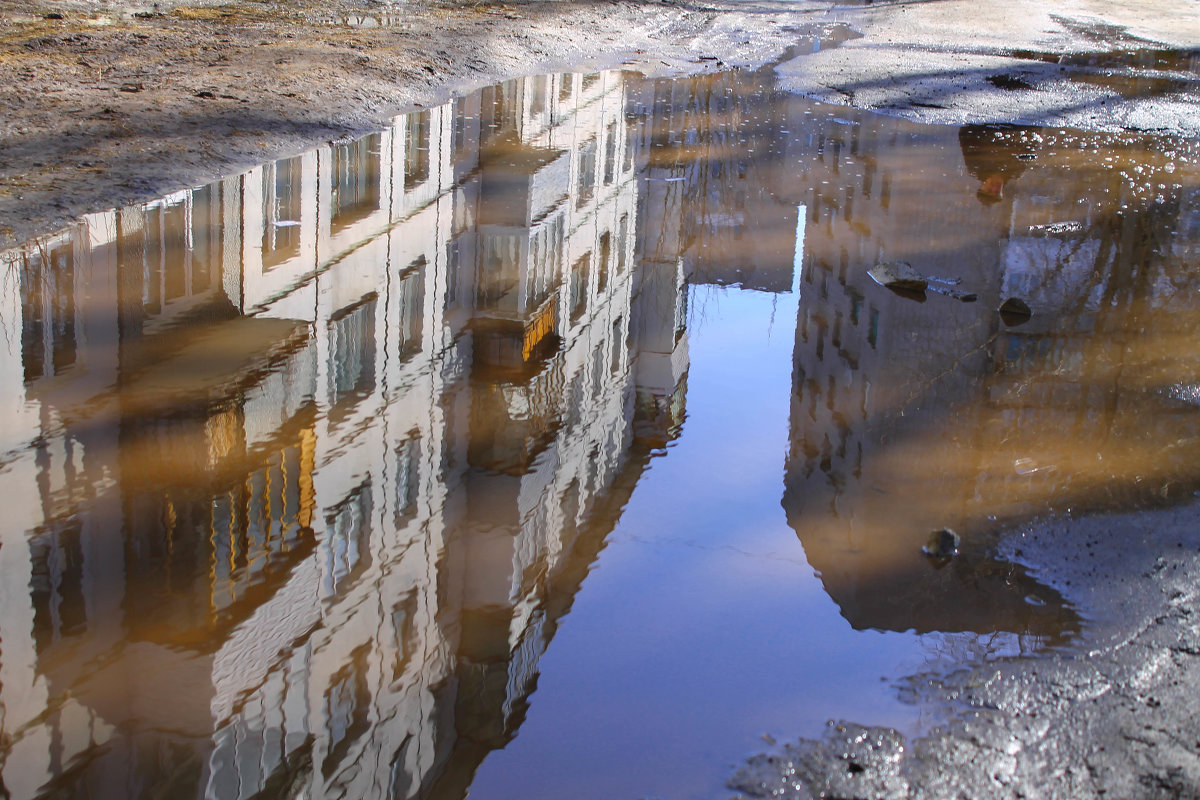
[732,503,1200,799]
[4,0,1200,253]
[0,0,821,251]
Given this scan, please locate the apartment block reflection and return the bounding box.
[782,104,1060,639]
[0,67,689,800]
[629,66,799,294]
[782,100,1200,639]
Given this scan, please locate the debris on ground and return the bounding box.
[929,285,978,302]
[1028,221,1085,235]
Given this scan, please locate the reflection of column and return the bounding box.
[0,235,43,454]
[630,252,688,448]
[447,69,654,779]
[242,151,320,312]
[0,410,53,800]
[0,211,136,798]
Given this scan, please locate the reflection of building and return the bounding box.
[622,66,815,442]
[10,57,1192,797]
[629,68,800,294]
[780,101,1082,638]
[0,67,689,800]
[782,104,1016,636]
[781,100,1200,638]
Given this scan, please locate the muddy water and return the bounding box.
[0,58,1198,800]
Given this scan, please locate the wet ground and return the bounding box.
[3,0,1200,254]
[2,31,1200,800]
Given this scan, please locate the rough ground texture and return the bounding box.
[731,504,1200,799]
[2,0,1199,250]
[776,0,1200,137]
[0,0,817,250]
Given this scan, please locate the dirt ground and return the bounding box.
[0,0,815,251]
[2,0,1198,251]
[777,0,1200,137]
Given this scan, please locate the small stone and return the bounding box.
[869,261,927,294]
[998,297,1032,324]
[922,528,960,558]
[119,82,144,93]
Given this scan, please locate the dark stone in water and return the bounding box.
[869,261,928,294]
[922,528,960,558]
[998,297,1032,324]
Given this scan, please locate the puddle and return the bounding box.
[322,12,412,28]
[1011,46,1200,74]
[1,56,1199,800]
[1007,46,1200,98]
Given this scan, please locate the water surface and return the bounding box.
[1,58,1198,800]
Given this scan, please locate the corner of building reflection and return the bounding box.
[782,94,1199,644]
[0,68,699,799]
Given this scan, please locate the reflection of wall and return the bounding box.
[628,68,799,294]
[984,147,1200,518]
[0,66,689,800]
[781,103,1198,638]
[780,103,1083,638]
[785,106,1005,554]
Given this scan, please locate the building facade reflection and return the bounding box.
[782,99,1199,640]
[0,68,690,800]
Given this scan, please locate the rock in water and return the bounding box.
[922,528,960,558]
[930,285,978,302]
[869,261,928,293]
[998,297,1032,324]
